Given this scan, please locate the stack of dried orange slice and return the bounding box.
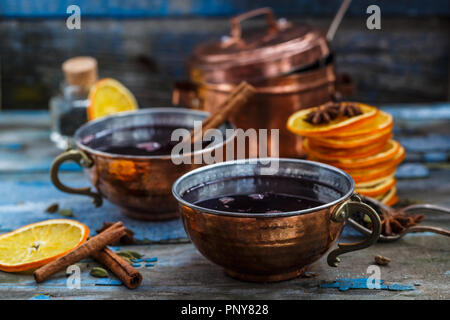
[287,102,404,205]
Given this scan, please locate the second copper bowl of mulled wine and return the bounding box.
[50,108,236,220]
[172,158,381,282]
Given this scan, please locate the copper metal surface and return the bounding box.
[176,8,341,158]
[179,202,343,282]
[189,7,330,84]
[173,158,381,282]
[50,108,236,221]
[197,66,336,157]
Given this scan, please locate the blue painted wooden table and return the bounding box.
[0,106,449,299]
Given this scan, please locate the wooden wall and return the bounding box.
[0,0,449,110]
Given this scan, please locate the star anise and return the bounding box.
[339,103,362,117]
[304,103,340,125]
[303,102,363,125]
[381,211,425,236]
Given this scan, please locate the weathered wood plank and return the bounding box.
[0,108,448,299]
[0,229,448,300]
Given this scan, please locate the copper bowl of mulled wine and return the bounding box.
[172,158,381,282]
[50,108,236,220]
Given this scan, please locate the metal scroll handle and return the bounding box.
[229,7,279,42]
[327,194,381,267]
[348,195,450,242]
[50,149,103,207]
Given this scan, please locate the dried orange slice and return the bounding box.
[386,194,398,206]
[307,145,404,182]
[376,186,398,206]
[347,149,403,182]
[331,110,393,138]
[384,194,398,206]
[308,126,392,149]
[349,166,398,184]
[355,174,395,189]
[356,177,396,197]
[0,219,89,272]
[356,145,405,170]
[303,138,387,161]
[287,102,378,137]
[87,78,138,120]
[307,155,398,183]
[322,140,401,169]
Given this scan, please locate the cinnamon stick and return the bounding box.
[91,246,142,289]
[34,221,126,283]
[186,81,256,144]
[200,81,247,129]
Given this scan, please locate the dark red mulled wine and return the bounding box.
[195,192,323,213]
[86,125,211,156]
[185,176,335,214]
[97,141,179,156]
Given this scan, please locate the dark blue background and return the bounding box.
[1,0,449,18]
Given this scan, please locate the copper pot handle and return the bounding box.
[230,7,279,41]
[327,194,381,267]
[50,149,103,207]
[172,81,202,109]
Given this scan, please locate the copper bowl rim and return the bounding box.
[73,107,236,160]
[172,158,355,218]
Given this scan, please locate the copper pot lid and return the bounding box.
[189,7,331,84]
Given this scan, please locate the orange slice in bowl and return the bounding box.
[356,177,396,197]
[332,110,393,138]
[308,126,392,149]
[287,102,378,137]
[303,138,387,161]
[323,140,401,169]
[87,78,138,121]
[0,219,89,272]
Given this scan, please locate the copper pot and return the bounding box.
[174,8,352,158]
[172,158,381,282]
[49,108,236,221]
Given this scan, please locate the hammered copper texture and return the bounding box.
[179,203,344,282]
[79,144,232,220]
[197,65,336,158]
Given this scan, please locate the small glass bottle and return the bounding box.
[50,56,97,149]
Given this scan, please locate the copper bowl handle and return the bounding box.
[327,194,381,267]
[50,149,103,207]
[230,7,279,41]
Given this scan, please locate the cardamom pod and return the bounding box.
[122,257,132,264]
[128,251,143,259]
[117,250,143,259]
[45,203,59,213]
[90,267,109,278]
[117,251,134,259]
[58,208,73,217]
[374,255,391,266]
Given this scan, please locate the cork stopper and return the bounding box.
[62,56,98,92]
